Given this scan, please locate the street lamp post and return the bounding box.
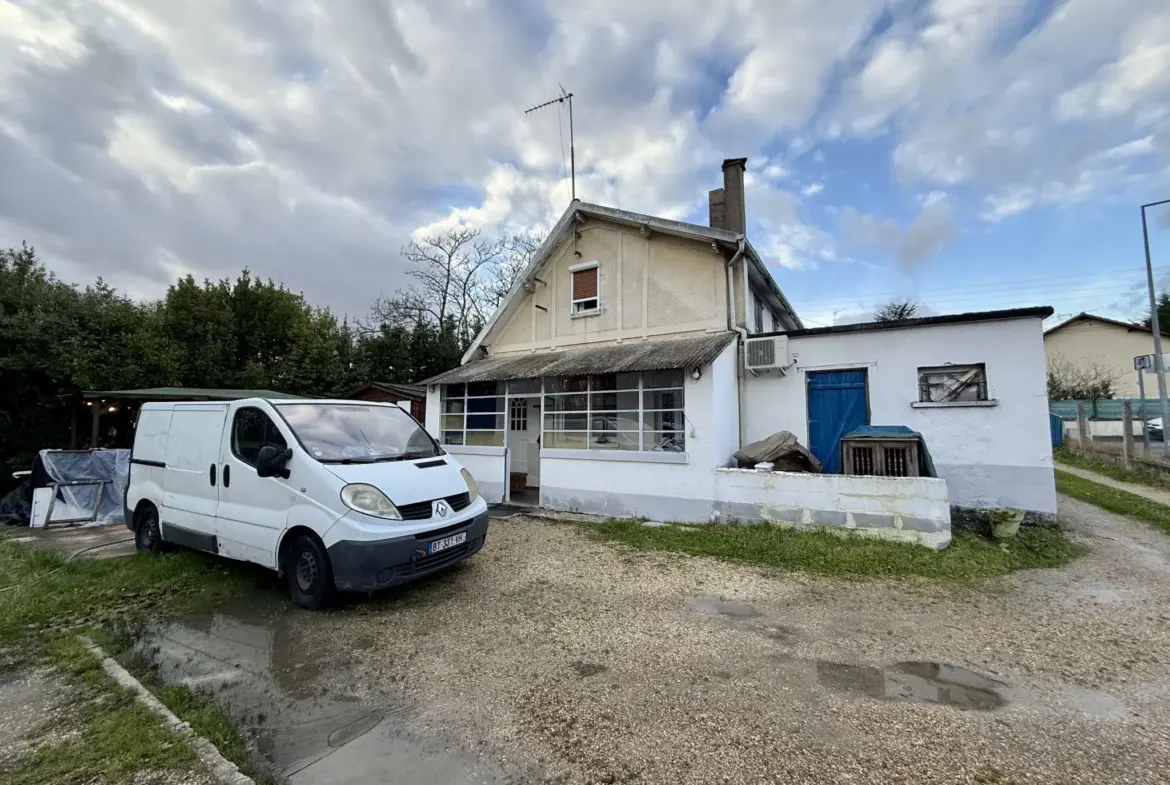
[1142,198,1170,454]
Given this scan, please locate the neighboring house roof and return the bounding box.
[82,387,302,400]
[343,381,426,400]
[765,306,1054,339]
[424,332,736,385]
[1043,312,1165,337]
[460,200,803,364]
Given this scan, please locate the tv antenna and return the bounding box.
[525,85,575,201]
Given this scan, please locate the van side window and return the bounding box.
[232,407,288,467]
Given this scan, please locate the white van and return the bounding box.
[124,398,489,609]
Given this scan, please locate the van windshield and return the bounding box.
[276,404,440,463]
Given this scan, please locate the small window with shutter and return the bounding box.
[570,262,599,315]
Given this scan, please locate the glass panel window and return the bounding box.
[644,431,686,452]
[644,389,683,410]
[440,383,503,445]
[588,431,639,451]
[545,375,588,394]
[465,431,505,447]
[467,380,502,397]
[538,370,687,454]
[545,431,588,449]
[643,369,684,389]
[545,412,588,431]
[590,391,639,411]
[507,379,541,395]
[589,372,639,391]
[591,411,640,431]
[544,393,588,412]
[509,399,528,431]
[466,413,504,431]
[232,407,288,467]
[917,364,988,403]
[644,410,682,431]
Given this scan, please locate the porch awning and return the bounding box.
[422,332,736,385]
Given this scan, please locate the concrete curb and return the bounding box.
[79,636,255,785]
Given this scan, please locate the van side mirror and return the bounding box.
[256,446,292,478]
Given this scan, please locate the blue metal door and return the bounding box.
[807,370,869,473]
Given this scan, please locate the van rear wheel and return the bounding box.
[134,504,167,554]
[286,534,334,610]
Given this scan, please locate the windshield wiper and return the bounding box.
[320,457,379,464]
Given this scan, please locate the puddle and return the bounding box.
[686,595,764,619]
[685,594,1005,711]
[816,660,1006,710]
[137,600,515,784]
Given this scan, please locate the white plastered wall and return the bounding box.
[741,317,1056,513]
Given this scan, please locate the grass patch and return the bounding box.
[1055,469,1170,534]
[2,638,197,785]
[0,537,277,647]
[579,519,1083,579]
[1055,447,1170,491]
[0,537,280,783]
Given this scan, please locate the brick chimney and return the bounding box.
[721,157,747,234]
[708,188,726,229]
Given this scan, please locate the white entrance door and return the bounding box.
[507,397,539,487]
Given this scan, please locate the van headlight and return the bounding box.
[340,484,402,520]
[461,468,480,502]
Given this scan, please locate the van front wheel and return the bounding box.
[286,534,334,610]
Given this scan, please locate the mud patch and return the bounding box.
[572,662,608,678]
[816,660,1006,710]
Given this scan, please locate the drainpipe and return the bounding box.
[726,239,750,450]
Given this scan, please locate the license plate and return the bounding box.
[427,531,467,554]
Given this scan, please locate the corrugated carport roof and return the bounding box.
[422,332,737,385]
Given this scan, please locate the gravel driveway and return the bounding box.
[152,500,1170,784]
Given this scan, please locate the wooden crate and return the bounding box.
[841,437,921,477]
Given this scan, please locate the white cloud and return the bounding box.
[0,0,1168,317]
[840,197,956,271]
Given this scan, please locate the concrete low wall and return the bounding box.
[713,468,952,550]
[443,446,506,504]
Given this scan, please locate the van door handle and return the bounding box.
[209,464,217,486]
[223,465,230,488]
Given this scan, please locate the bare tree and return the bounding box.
[475,233,544,319]
[1046,356,1119,401]
[873,300,920,322]
[371,229,544,344]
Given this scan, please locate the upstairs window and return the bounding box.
[917,364,988,403]
[571,262,599,315]
[753,296,765,333]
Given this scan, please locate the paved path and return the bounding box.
[1055,462,1170,506]
[5,522,136,560]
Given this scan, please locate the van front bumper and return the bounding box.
[327,511,489,592]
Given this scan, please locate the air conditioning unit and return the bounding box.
[744,335,791,373]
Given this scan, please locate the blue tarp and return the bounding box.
[841,425,937,477]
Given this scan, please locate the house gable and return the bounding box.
[483,212,733,358]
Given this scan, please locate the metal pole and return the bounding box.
[1139,369,1150,450]
[567,93,576,201]
[1142,198,1170,454]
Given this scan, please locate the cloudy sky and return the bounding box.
[2,0,1170,327]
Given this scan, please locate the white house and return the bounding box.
[422,159,1056,548]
